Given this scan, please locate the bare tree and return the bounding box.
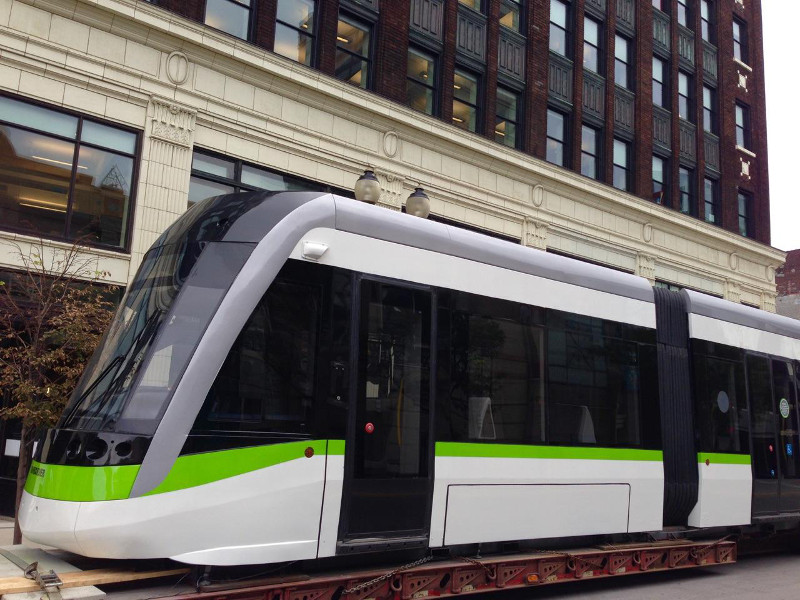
[0,240,117,543]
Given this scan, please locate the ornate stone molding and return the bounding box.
[636,253,656,284]
[762,291,777,313]
[382,131,400,158]
[740,157,751,180]
[532,184,545,207]
[725,280,742,304]
[523,218,548,250]
[377,172,405,211]
[166,51,191,86]
[643,223,654,244]
[149,97,197,148]
[737,70,748,91]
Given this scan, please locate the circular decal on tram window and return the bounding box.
[779,398,790,419]
[716,391,730,414]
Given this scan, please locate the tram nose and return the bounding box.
[18,491,81,552]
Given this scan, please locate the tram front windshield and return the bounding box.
[60,242,198,432]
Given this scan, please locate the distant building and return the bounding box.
[776,249,800,320]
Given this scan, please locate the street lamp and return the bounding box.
[406,187,430,219]
[354,169,381,204]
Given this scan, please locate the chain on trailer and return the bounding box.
[169,538,737,600]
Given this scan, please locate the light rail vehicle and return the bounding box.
[19,191,800,566]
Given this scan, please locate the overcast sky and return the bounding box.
[763,0,799,252]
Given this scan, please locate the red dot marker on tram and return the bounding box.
[364,422,375,434]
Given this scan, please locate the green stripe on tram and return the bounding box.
[697,452,751,465]
[435,442,663,462]
[145,439,331,495]
[25,440,347,501]
[25,461,139,502]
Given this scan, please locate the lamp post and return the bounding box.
[354,169,381,204]
[406,187,430,219]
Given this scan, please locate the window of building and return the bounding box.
[679,166,693,215]
[736,103,750,148]
[701,0,712,43]
[652,155,668,205]
[677,0,689,27]
[274,0,316,65]
[678,71,692,121]
[496,87,520,148]
[550,0,570,57]
[406,47,437,116]
[546,108,568,166]
[581,124,600,180]
[205,0,252,39]
[500,0,522,31]
[453,69,481,133]
[335,14,371,89]
[703,85,716,133]
[703,177,718,224]
[733,17,747,63]
[652,56,668,107]
[187,149,328,208]
[652,0,666,12]
[0,95,138,250]
[458,0,483,11]
[613,138,631,191]
[738,190,752,237]
[583,17,601,74]
[615,35,632,89]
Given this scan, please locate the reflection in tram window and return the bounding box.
[693,349,749,454]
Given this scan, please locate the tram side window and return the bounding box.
[193,276,321,435]
[437,291,546,444]
[747,355,778,479]
[546,314,643,447]
[692,351,748,454]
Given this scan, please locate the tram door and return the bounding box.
[339,278,433,543]
[747,355,800,515]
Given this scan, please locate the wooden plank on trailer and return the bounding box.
[0,568,190,594]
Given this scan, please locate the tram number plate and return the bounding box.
[412,591,430,599]
[462,585,475,592]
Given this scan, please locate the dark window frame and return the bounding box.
[679,165,694,215]
[406,45,440,117]
[703,176,719,225]
[335,11,374,90]
[583,15,603,75]
[549,0,571,58]
[580,123,601,180]
[652,55,669,108]
[701,0,713,43]
[738,189,753,237]
[274,0,318,67]
[735,102,751,149]
[678,71,693,122]
[452,67,483,134]
[703,85,717,134]
[677,0,690,28]
[0,92,141,253]
[733,17,748,63]
[612,138,632,192]
[652,154,669,206]
[188,147,346,208]
[203,0,255,41]
[495,86,522,149]
[546,107,570,167]
[499,0,524,33]
[615,34,632,90]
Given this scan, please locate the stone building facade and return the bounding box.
[776,249,800,320]
[0,0,785,307]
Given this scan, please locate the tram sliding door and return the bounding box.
[747,354,800,515]
[339,278,433,545]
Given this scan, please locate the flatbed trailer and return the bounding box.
[177,538,737,600]
[0,538,737,600]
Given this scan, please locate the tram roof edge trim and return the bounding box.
[331,196,655,304]
[683,290,800,341]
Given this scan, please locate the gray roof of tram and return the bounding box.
[214,190,655,303]
[683,289,800,341]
